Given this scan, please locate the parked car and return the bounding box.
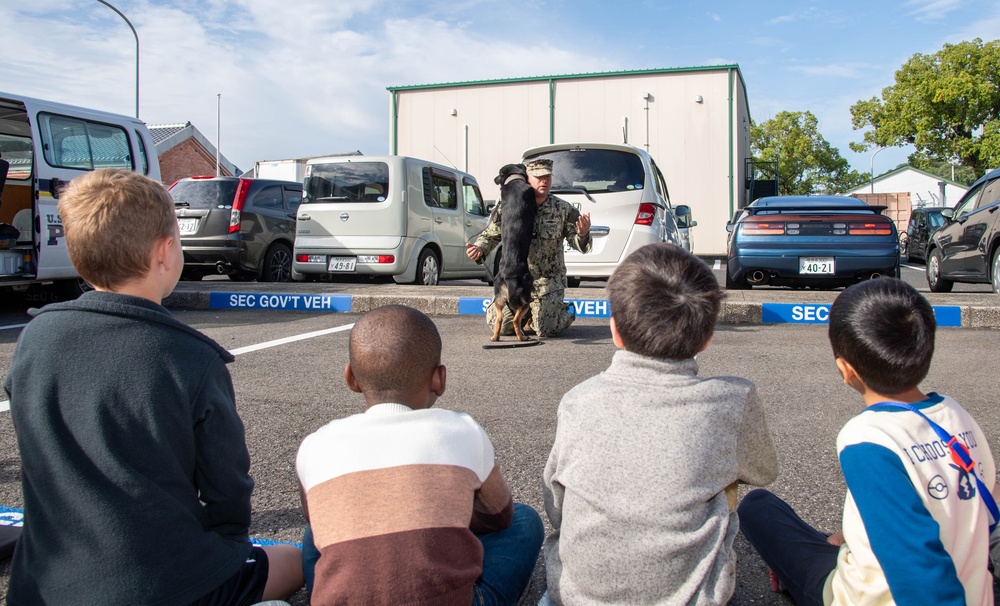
[925,167,1000,293]
[726,195,900,289]
[520,143,692,285]
[291,156,495,284]
[903,206,949,263]
[169,176,302,281]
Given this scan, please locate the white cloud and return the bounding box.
[904,0,963,22]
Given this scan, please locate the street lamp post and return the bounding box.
[96,0,139,118]
[869,147,886,194]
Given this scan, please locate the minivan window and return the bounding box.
[0,134,33,181]
[463,179,487,216]
[285,187,302,211]
[427,172,458,210]
[252,185,284,210]
[38,112,132,171]
[134,129,149,175]
[303,162,389,203]
[526,149,645,193]
[169,180,238,209]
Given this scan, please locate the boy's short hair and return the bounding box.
[608,243,723,360]
[349,305,442,398]
[57,169,176,290]
[828,278,935,395]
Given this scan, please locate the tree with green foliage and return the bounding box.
[907,156,977,186]
[850,38,1000,179]
[751,110,870,195]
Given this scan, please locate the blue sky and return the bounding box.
[2,0,998,176]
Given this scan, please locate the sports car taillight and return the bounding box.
[848,222,893,235]
[741,222,784,235]
[634,203,656,226]
[230,179,252,233]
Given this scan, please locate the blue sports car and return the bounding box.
[726,195,900,289]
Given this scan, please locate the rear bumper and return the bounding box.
[730,249,899,285]
[182,246,242,272]
[293,242,409,276]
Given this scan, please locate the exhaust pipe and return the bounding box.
[747,270,768,285]
[215,261,231,274]
[869,272,883,280]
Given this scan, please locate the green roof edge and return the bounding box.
[386,64,743,92]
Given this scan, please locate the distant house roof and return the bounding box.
[870,165,968,190]
[148,121,240,176]
[148,122,190,145]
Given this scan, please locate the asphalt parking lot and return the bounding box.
[1,298,999,603]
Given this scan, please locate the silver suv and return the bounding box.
[521,143,693,284]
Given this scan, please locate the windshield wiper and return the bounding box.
[551,187,597,204]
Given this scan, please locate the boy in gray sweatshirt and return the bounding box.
[542,242,778,605]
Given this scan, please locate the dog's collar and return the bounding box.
[503,174,527,186]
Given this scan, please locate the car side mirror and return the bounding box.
[940,208,954,220]
[675,205,694,229]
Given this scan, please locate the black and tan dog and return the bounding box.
[491,163,537,341]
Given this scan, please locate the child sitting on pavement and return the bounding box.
[296,304,544,605]
[4,169,303,605]
[739,278,997,605]
[541,242,779,605]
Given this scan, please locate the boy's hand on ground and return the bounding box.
[826,531,845,546]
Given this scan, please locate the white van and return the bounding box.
[0,92,160,297]
[521,143,695,285]
[292,156,494,284]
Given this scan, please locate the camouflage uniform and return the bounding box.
[475,194,591,337]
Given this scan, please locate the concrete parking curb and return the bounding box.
[162,288,1000,329]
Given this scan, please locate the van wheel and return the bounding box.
[926,249,953,293]
[414,249,440,285]
[261,243,293,282]
[55,278,93,301]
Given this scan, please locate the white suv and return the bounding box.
[521,143,693,284]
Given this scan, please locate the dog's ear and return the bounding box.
[512,163,527,177]
[494,172,503,185]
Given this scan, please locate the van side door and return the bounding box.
[461,178,490,272]
[34,112,136,280]
[422,168,466,273]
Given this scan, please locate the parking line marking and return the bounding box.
[713,260,721,270]
[0,323,356,413]
[0,324,27,331]
[229,323,355,356]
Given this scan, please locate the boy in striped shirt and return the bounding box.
[296,305,543,605]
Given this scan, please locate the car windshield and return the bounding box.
[525,149,645,193]
[169,180,238,209]
[303,162,390,203]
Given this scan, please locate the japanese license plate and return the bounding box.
[327,256,357,272]
[799,256,835,274]
[177,218,198,235]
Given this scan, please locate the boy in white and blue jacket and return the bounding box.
[739,278,996,606]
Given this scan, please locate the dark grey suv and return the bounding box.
[169,176,302,281]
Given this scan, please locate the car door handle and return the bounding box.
[590,226,611,236]
[435,218,444,224]
[299,214,310,221]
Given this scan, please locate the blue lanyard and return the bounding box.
[873,401,999,533]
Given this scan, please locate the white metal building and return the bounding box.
[847,166,968,208]
[388,65,752,256]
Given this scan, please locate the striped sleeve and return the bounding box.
[840,442,965,605]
